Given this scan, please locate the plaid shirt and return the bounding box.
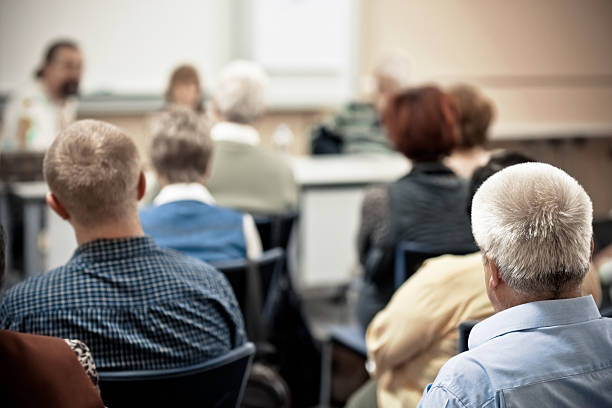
[0,236,246,370]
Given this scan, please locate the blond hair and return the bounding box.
[149,109,212,184]
[471,163,593,296]
[43,120,141,226]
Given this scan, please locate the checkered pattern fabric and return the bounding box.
[0,236,246,370]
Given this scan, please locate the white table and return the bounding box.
[292,154,410,288]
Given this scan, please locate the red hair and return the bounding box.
[384,86,458,162]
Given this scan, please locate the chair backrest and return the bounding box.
[253,212,298,252]
[593,218,612,254]
[394,241,479,289]
[457,320,478,353]
[600,306,612,318]
[98,342,256,408]
[211,248,285,339]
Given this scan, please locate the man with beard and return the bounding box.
[2,40,83,151]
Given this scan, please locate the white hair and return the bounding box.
[213,60,268,124]
[149,109,212,184]
[471,162,593,295]
[44,120,141,226]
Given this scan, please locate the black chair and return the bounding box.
[211,248,285,339]
[394,241,479,289]
[98,342,256,408]
[457,320,479,353]
[600,306,612,318]
[253,211,298,252]
[593,218,612,255]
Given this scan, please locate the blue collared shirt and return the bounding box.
[0,237,246,371]
[418,296,612,407]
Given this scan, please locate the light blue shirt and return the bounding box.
[418,296,612,407]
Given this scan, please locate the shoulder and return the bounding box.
[0,267,67,320]
[151,246,229,284]
[421,350,495,407]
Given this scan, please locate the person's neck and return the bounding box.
[451,145,487,158]
[72,216,145,246]
[495,284,583,312]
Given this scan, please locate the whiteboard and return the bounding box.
[253,0,351,73]
[0,0,359,108]
[0,0,235,94]
[249,0,359,107]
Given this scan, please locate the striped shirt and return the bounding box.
[0,236,246,370]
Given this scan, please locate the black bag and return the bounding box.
[311,125,344,155]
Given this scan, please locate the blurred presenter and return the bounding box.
[2,40,83,151]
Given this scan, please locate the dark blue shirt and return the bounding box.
[0,236,246,370]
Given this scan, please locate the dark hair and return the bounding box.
[449,84,495,148]
[384,86,458,162]
[466,151,535,216]
[35,40,79,78]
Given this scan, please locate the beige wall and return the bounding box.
[360,0,612,131]
[82,1,612,154]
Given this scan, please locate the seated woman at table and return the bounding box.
[139,109,262,263]
[356,86,477,330]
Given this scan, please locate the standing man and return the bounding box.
[2,40,83,151]
[418,162,612,407]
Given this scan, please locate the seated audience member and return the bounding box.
[418,163,612,407]
[140,109,262,262]
[312,52,411,154]
[206,60,298,214]
[356,86,476,330]
[444,84,495,178]
[0,120,246,371]
[0,226,103,408]
[165,64,205,113]
[347,153,602,408]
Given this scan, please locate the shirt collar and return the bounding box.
[72,236,157,263]
[211,122,260,146]
[469,296,601,349]
[153,183,216,206]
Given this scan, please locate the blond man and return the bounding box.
[0,120,246,370]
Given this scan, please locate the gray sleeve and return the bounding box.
[357,186,389,265]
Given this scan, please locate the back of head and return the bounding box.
[449,84,495,149]
[43,120,141,227]
[471,162,593,296]
[213,60,268,124]
[466,151,535,216]
[150,109,212,185]
[384,86,458,162]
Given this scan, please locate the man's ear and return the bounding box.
[486,254,501,289]
[137,171,146,201]
[590,238,594,262]
[46,193,70,220]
